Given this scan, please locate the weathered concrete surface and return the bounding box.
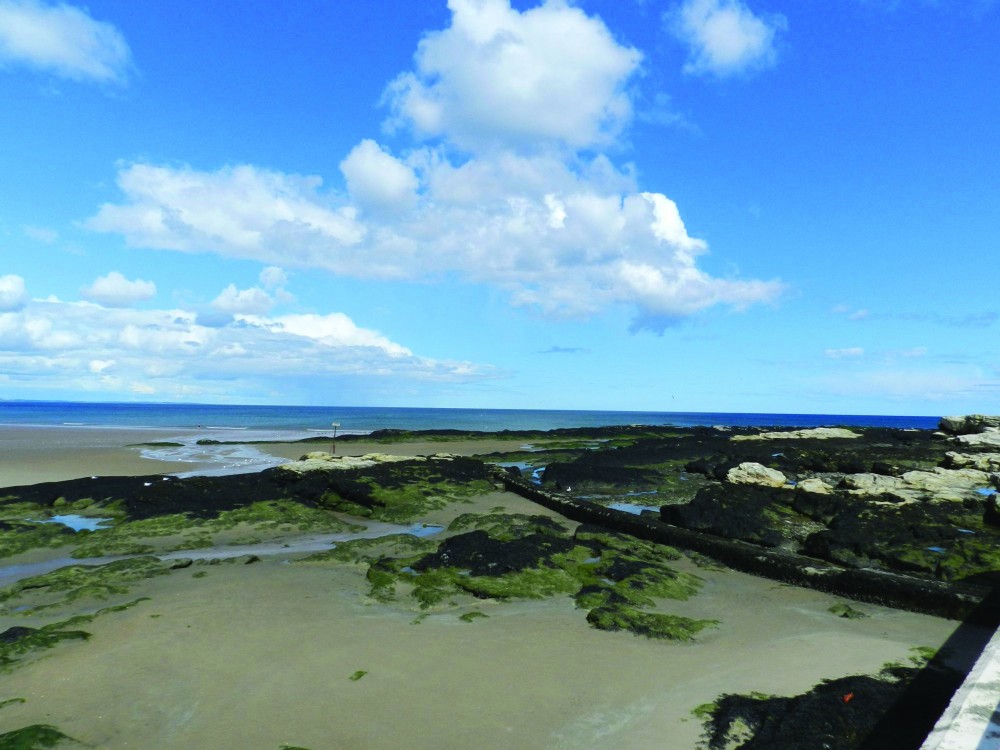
[922,625,1000,750]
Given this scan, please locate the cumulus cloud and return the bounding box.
[87,154,782,324]
[0,274,28,311]
[85,0,782,329]
[340,139,419,214]
[0,297,496,398]
[0,0,131,83]
[211,284,274,315]
[81,271,156,307]
[670,0,785,77]
[383,0,642,150]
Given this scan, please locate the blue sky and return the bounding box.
[1,0,998,415]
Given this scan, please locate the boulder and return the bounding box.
[954,428,1000,449]
[944,451,1000,472]
[796,477,833,494]
[726,462,788,488]
[939,415,1000,435]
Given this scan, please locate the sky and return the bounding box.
[0,0,998,416]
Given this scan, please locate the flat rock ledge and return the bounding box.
[276,452,455,475]
[841,467,998,503]
[731,427,861,441]
[939,414,1000,435]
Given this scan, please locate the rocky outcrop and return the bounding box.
[726,462,788,488]
[954,429,1000,449]
[839,467,995,503]
[796,477,833,494]
[731,427,861,442]
[939,414,1000,434]
[276,452,425,475]
[944,451,1000,472]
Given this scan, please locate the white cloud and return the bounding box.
[211,284,274,315]
[671,0,785,77]
[86,154,783,324]
[86,163,366,262]
[84,1,782,329]
[825,347,865,359]
[80,271,156,307]
[259,266,287,290]
[0,274,28,311]
[383,0,642,150]
[340,139,419,214]
[0,0,131,83]
[0,297,496,399]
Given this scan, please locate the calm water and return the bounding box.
[0,400,940,433]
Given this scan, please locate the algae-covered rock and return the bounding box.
[585,606,717,641]
[0,625,90,670]
[698,660,961,750]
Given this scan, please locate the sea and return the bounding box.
[0,400,940,433]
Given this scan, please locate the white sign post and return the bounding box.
[331,422,340,454]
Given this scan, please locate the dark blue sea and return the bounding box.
[0,400,941,433]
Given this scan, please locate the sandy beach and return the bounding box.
[0,427,983,749]
[0,425,539,488]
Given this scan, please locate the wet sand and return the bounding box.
[0,425,538,488]
[0,426,208,487]
[0,540,966,750]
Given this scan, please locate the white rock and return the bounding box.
[726,462,788,488]
[796,477,833,494]
[731,427,861,442]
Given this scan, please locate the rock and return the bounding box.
[840,467,993,503]
[954,428,1000,449]
[944,451,1000,472]
[796,477,833,494]
[731,427,861,442]
[939,414,1000,435]
[279,452,424,475]
[984,495,1000,526]
[726,462,788,488]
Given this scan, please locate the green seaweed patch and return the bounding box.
[0,626,89,670]
[447,512,567,541]
[0,724,85,749]
[0,520,78,560]
[70,501,359,558]
[586,606,718,641]
[828,602,868,619]
[459,611,488,622]
[297,534,438,566]
[349,670,368,681]
[0,698,27,710]
[0,557,172,613]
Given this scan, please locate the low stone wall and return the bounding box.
[495,472,997,622]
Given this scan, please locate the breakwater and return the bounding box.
[493,471,999,623]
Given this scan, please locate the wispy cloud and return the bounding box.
[0,0,132,84]
[669,0,786,78]
[537,346,588,355]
